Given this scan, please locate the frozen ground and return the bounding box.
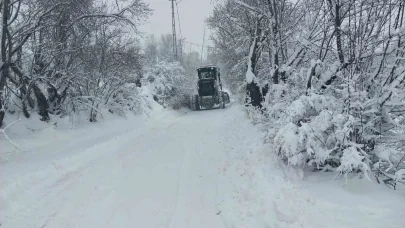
[1,103,404,228]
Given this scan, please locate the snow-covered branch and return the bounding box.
[0,118,21,150]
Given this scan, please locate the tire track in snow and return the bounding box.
[168,108,230,228]
[168,138,188,228]
[63,124,176,228]
[2,119,178,228]
[3,106,239,228]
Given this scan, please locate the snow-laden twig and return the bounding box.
[76,101,105,118]
[233,0,265,17]
[0,119,22,150]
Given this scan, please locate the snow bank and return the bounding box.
[219,105,405,228]
[0,86,163,159]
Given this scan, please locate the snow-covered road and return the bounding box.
[1,104,404,228]
[0,105,244,228]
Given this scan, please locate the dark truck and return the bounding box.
[191,65,230,110]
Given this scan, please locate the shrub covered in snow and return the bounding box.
[267,65,405,188]
[144,61,192,110]
[0,1,151,126]
[208,0,405,189]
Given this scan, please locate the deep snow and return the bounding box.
[1,103,404,228]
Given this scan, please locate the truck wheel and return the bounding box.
[224,92,230,104]
[219,94,225,109]
[194,94,200,110]
[191,95,196,111]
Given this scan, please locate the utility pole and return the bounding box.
[201,27,205,64]
[170,0,178,60]
[179,38,185,61]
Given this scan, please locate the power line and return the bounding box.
[172,0,215,55]
[182,41,214,49]
[201,27,205,63]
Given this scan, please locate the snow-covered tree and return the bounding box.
[0,0,151,125]
[209,0,405,188]
[142,33,202,110]
[144,61,192,110]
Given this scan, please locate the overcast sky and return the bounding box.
[140,0,216,52]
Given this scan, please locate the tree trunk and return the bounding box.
[327,0,344,64]
[32,83,50,121]
[0,69,6,127]
[245,19,264,108]
[335,3,344,64]
[10,64,50,121]
[0,0,10,127]
[246,82,263,108]
[306,62,318,94]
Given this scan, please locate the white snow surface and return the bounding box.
[1,104,405,228]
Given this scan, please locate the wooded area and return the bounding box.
[1,1,404,226]
[1,0,404,187]
[208,0,405,187]
[0,0,150,126]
